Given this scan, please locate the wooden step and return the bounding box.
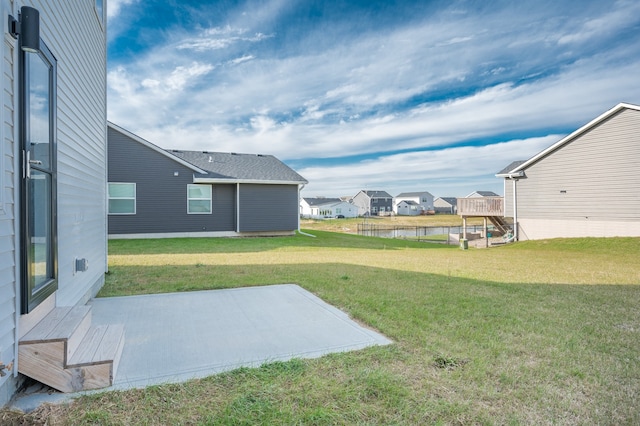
[68,324,125,367]
[18,306,125,393]
[20,306,92,363]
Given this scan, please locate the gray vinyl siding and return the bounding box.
[0,16,17,401]
[38,0,108,306]
[513,108,640,221]
[351,192,370,216]
[0,1,106,403]
[238,184,299,232]
[108,128,237,234]
[503,180,514,217]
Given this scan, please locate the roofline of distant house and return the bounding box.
[107,121,207,174]
[497,102,640,176]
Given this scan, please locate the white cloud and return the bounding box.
[299,136,559,198]
[107,0,137,19]
[176,26,274,52]
[557,0,640,45]
[107,0,640,197]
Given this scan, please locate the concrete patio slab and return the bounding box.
[92,284,392,389]
[11,284,391,411]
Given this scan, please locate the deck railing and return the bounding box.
[457,197,504,217]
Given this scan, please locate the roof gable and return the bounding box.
[437,197,458,206]
[108,122,206,174]
[500,103,640,175]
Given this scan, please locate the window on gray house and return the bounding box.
[108,183,136,214]
[188,184,212,214]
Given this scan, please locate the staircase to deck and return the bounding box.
[18,306,125,393]
[489,216,510,235]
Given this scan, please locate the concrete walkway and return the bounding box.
[12,284,391,411]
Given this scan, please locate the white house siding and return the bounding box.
[0,1,106,404]
[394,192,434,214]
[508,108,640,239]
[36,0,107,305]
[0,0,18,403]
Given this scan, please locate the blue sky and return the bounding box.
[107,0,640,198]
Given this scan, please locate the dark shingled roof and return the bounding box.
[363,190,393,198]
[303,197,342,206]
[496,160,526,175]
[436,197,458,206]
[168,150,307,183]
[398,200,420,206]
[473,191,500,197]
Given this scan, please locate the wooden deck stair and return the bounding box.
[489,216,510,235]
[18,306,125,393]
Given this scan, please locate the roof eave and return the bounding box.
[193,177,308,185]
[495,170,525,179]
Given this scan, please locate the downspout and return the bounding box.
[513,178,518,241]
[497,171,523,243]
[297,184,315,237]
[236,183,240,233]
[502,174,522,243]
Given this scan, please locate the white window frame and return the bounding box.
[108,182,136,215]
[187,184,212,214]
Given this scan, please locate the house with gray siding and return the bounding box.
[396,200,422,216]
[496,102,640,240]
[0,1,120,404]
[434,197,458,214]
[108,123,308,238]
[351,190,394,216]
[394,191,434,215]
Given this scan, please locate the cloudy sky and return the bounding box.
[107,0,640,198]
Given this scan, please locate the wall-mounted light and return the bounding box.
[8,6,41,53]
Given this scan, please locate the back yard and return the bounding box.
[4,232,640,425]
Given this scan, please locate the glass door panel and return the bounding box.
[21,42,57,313]
[28,170,52,292]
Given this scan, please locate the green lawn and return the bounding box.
[5,232,640,425]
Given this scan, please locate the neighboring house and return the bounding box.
[396,200,422,216]
[351,190,394,216]
[394,191,434,215]
[1,2,115,404]
[496,102,640,240]
[108,123,308,238]
[434,197,458,214]
[300,197,341,217]
[466,190,500,198]
[300,198,358,218]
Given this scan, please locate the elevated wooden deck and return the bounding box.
[457,197,504,217]
[457,197,513,247]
